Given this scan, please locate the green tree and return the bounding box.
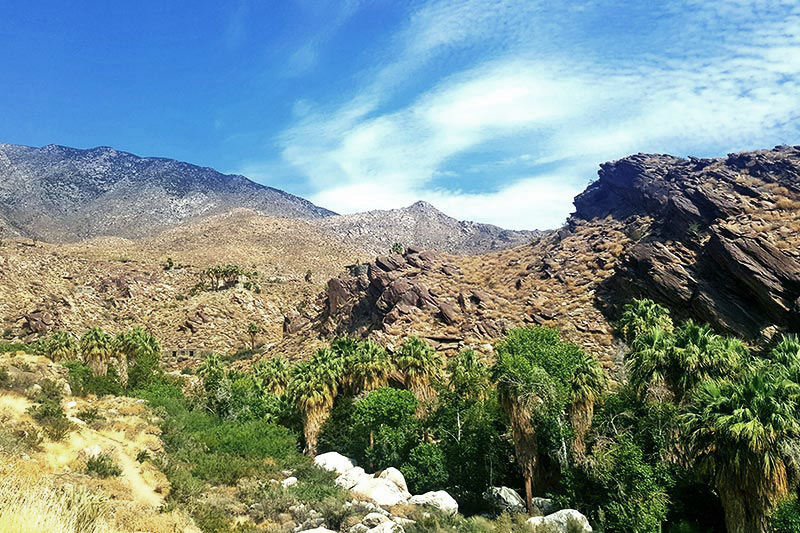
[39,330,78,362]
[447,349,491,401]
[681,368,800,533]
[349,339,393,394]
[80,328,113,377]
[618,298,674,344]
[115,327,162,389]
[246,322,262,350]
[287,349,342,457]
[393,336,441,415]
[492,326,583,513]
[253,356,291,395]
[568,352,607,461]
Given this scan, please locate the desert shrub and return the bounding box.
[286,458,347,503]
[27,382,72,441]
[64,361,123,396]
[0,341,27,353]
[0,366,9,388]
[86,453,122,478]
[76,406,104,424]
[136,449,151,463]
[237,480,299,522]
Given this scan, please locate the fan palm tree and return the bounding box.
[568,352,607,460]
[246,322,262,350]
[287,350,342,456]
[626,325,675,402]
[447,349,491,401]
[681,369,800,533]
[330,337,360,393]
[253,356,291,395]
[492,350,558,514]
[197,353,225,393]
[392,336,442,414]
[617,298,674,344]
[41,331,78,362]
[349,339,393,393]
[115,327,161,388]
[80,328,113,377]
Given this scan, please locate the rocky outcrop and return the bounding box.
[313,452,458,515]
[579,146,800,339]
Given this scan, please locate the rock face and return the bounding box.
[576,147,800,339]
[483,486,526,514]
[0,143,334,242]
[314,201,540,256]
[280,146,800,364]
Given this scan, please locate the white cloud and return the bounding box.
[268,0,800,230]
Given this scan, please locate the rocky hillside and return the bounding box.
[314,201,539,255]
[0,210,367,361]
[0,143,334,242]
[278,146,800,366]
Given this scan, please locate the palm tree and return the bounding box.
[392,336,442,414]
[115,327,161,388]
[493,353,557,514]
[197,353,225,393]
[626,325,675,402]
[568,352,607,461]
[681,369,800,533]
[246,322,262,350]
[80,328,113,377]
[617,298,674,344]
[287,350,341,456]
[40,331,78,362]
[253,356,291,395]
[447,349,491,401]
[349,339,393,393]
[330,337,360,393]
[669,320,745,402]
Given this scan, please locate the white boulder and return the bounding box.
[336,466,372,490]
[408,490,459,515]
[351,477,409,507]
[281,476,298,488]
[299,528,337,533]
[314,452,356,476]
[378,467,410,497]
[367,522,404,533]
[83,445,103,459]
[527,509,592,533]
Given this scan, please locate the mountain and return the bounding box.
[313,200,540,255]
[278,146,800,366]
[0,143,334,242]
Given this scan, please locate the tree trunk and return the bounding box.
[719,485,769,533]
[524,475,533,515]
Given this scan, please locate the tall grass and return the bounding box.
[0,475,114,533]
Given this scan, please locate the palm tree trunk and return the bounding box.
[718,485,769,533]
[524,475,533,515]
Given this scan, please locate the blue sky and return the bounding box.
[1,0,799,230]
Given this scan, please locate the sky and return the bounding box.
[1,1,799,230]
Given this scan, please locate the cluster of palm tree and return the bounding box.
[491,326,607,514]
[38,326,161,384]
[620,298,800,533]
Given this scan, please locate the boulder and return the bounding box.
[367,522,404,533]
[361,512,389,528]
[314,452,356,476]
[281,476,298,488]
[299,528,337,533]
[527,509,592,533]
[351,477,409,507]
[336,466,372,490]
[408,490,458,515]
[378,467,410,496]
[531,497,555,515]
[483,486,525,514]
[83,445,103,459]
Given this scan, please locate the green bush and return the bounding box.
[402,442,449,494]
[86,453,122,477]
[771,496,800,532]
[64,361,123,396]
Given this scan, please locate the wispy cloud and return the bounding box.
[267,0,800,229]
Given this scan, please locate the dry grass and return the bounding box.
[0,472,115,533]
